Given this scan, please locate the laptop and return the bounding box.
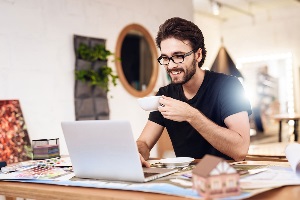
[61,120,177,182]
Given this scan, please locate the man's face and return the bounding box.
[160,38,197,85]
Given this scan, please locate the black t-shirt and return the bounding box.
[149,70,252,160]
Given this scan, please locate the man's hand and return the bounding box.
[139,153,150,168]
[158,95,196,122]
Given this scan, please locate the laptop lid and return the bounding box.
[61,120,176,182]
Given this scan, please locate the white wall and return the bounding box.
[0,0,193,156]
[194,5,300,114]
[193,13,222,69]
[221,6,300,114]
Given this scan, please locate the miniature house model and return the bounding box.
[192,154,240,198]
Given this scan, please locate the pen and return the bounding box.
[230,161,247,165]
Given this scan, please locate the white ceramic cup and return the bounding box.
[137,96,162,111]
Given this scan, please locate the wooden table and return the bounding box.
[0,181,180,200]
[272,113,300,142]
[0,178,300,200]
[0,179,300,200]
[0,159,299,200]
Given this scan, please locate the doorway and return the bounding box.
[237,53,294,137]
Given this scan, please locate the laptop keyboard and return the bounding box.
[144,172,160,178]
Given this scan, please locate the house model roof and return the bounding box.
[192,154,237,178]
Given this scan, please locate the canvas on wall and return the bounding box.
[0,100,31,163]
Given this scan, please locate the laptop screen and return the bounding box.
[61,120,147,182]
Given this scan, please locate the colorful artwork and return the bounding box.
[0,100,31,163]
[13,166,71,180]
[0,158,73,180]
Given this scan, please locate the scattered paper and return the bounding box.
[240,166,300,189]
[0,167,73,180]
[285,143,300,174]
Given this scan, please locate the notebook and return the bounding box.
[61,120,177,182]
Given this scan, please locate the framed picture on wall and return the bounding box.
[0,100,31,163]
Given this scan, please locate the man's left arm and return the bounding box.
[158,96,250,161]
[188,109,250,161]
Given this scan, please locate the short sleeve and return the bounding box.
[148,90,165,127]
[219,76,252,121]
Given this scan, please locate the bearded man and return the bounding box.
[137,17,252,167]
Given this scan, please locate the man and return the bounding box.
[137,17,252,167]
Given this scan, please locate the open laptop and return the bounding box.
[61,120,177,182]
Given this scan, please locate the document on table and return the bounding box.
[285,143,300,174]
[240,143,300,190]
[240,165,300,189]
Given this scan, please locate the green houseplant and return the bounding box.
[75,43,118,92]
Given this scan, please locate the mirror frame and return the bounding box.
[115,24,159,97]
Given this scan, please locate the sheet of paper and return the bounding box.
[240,166,300,189]
[285,143,300,174]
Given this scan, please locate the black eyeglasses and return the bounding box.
[157,50,194,66]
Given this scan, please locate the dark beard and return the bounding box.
[169,59,197,85]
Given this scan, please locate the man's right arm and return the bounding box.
[136,120,164,162]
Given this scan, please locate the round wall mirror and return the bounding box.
[116,24,158,97]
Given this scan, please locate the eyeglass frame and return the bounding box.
[157,50,195,66]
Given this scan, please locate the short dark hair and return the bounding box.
[156,17,207,68]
